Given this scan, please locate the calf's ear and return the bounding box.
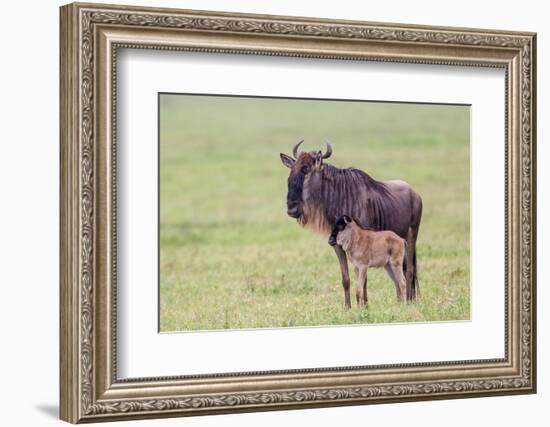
[280,153,295,168]
[343,215,352,224]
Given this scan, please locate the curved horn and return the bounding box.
[322,139,333,159]
[292,139,304,159]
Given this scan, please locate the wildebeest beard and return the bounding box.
[296,163,398,234]
[286,170,305,216]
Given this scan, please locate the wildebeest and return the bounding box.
[280,140,422,307]
[328,215,407,305]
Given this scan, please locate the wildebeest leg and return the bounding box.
[333,245,351,308]
[356,268,367,308]
[407,195,423,300]
[405,225,421,301]
[405,228,415,301]
[363,270,368,306]
[385,264,402,301]
[410,223,420,300]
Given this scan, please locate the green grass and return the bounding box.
[159,95,470,332]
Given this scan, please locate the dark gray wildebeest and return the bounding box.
[280,140,422,307]
[328,214,407,306]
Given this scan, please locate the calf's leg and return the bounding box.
[356,268,367,308]
[385,264,403,301]
[390,259,407,302]
[333,245,351,308]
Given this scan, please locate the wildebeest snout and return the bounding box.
[286,201,301,218]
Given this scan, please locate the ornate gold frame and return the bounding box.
[59,2,537,423]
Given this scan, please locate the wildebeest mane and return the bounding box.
[302,163,397,233]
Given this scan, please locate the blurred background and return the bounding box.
[159,94,470,331]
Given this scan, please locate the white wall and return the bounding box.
[0,1,546,426]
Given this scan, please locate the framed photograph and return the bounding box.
[60,2,537,423]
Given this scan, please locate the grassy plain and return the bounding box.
[159,95,470,331]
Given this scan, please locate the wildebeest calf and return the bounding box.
[328,215,407,306]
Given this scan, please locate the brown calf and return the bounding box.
[328,215,407,306]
